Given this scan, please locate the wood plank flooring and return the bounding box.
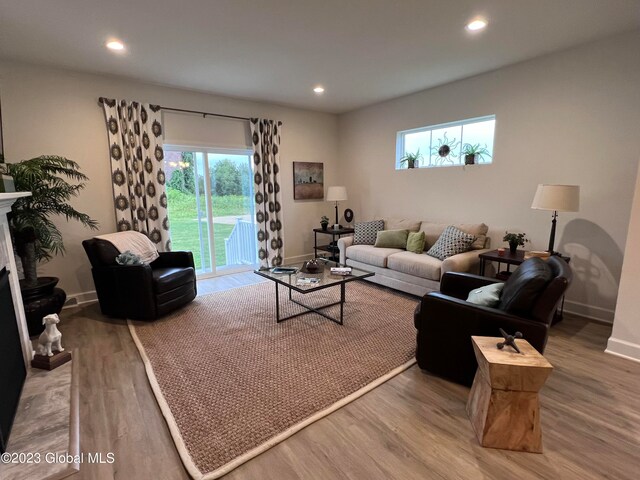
[53,273,640,480]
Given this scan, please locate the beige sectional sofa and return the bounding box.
[338,219,491,296]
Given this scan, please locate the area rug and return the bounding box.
[128,280,418,479]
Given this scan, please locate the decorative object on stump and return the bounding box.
[31,313,72,370]
[467,336,553,453]
[496,328,523,354]
[503,231,528,254]
[5,156,98,335]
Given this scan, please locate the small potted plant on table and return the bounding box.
[462,143,492,165]
[320,215,329,231]
[503,232,528,254]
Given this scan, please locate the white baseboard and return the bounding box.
[285,253,315,263]
[563,300,614,324]
[605,337,640,363]
[63,290,98,309]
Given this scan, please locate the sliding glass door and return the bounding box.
[165,146,258,276]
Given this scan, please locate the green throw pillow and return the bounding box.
[406,231,426,254]
[466,282,504,307]
[374,229,409,249]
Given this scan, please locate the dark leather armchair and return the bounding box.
[414,256,572,386]
[82,238,197,320]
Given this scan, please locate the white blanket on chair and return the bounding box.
[95,231,160,264]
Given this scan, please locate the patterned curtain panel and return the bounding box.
[250,118,284,268]
[101,98,171,251]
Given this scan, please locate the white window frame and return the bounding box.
[395,115,496,169]
[164,144,256,279]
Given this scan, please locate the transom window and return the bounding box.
[396,115,496,169]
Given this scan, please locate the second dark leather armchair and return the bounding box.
[414,256,572,386]
[83,238,197,321]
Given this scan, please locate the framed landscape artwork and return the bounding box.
[293,162,324,200]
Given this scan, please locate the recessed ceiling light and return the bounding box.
[313,86,325,94]
[466,19,488,32]
[106,40,125,51]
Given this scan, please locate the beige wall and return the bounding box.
[338,31,640,321]
[0,61,338,299]
[607,161,640,362]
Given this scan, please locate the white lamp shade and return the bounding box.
[326,186,348,202]
[531,184,580,212]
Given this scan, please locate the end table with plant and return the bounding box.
[503,232,528,254]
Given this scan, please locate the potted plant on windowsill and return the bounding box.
[399,149,422,169]
[6,155,98,335]
[462,143,491,165]
[503,232,528,254]
[320,215,329,231]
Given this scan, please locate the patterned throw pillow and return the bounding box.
[353,220,385,245]
[426,225,476,260]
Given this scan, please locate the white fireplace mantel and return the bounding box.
[1,192,34,367]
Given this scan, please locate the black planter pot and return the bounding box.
[20,277,67,337]
[321,223,328,231]
[464,154,476,165]
[509,243,518,254]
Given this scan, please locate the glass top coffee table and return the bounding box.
[254,260,374,325]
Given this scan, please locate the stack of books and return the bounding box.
[524,251,551,260]
[330,267,352,276]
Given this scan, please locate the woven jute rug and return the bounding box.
[129,280,418,479]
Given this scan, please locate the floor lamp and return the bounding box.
[326,186,347,229]
[531,184,580,254]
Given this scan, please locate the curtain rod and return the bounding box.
[98,97,250,122]
[159,106,251,122]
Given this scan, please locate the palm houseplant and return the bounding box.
[6,155,98,334]
[462,143,492,165]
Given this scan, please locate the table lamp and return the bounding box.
[531,184,580,254]
[326,186,348,229]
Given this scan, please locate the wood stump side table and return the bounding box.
[466,336,553,453]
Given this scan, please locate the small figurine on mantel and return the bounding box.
[496,328,524,354]
[31,313,72,370]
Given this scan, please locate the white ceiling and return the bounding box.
[1,0,639,113]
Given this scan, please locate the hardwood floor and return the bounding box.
[57,274,640,480]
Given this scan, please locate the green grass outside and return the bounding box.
[167,188,249,219]
[167,188,251,270]
[169,218,234,270]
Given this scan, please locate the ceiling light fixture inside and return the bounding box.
[313,86,325,94]
[106,40,125,51]
[466,19,488,32]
